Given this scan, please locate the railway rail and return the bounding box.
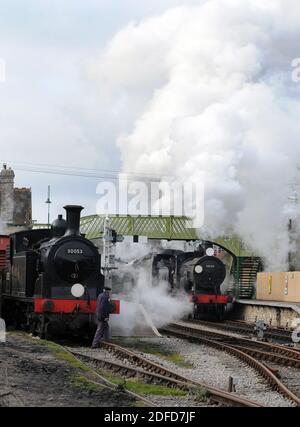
[194,319,295,343]
[68,341,263,407]
[160,322,300,406]
[184,322,300,364]
[53,343,157,407]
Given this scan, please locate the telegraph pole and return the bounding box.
[45,185,51,228]
[288,184,299,271]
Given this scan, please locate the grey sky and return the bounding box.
[1,0,297,270]
[0,0,199,222]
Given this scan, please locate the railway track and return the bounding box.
[194,319,295,343]
[160,322,300,406]
[52,342,157,407]
[183,322,300,364]
[68,341,263,407]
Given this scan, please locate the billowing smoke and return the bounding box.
[111,257,192,336]
[113,263,192,336]
[90,0,300,270]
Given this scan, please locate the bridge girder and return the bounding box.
[79,214,255,257]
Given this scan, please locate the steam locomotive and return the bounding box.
[0,205,118,338]
[152,245,231,320]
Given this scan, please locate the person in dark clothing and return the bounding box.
[91,286,114,348]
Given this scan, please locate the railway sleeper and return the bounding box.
[231,345,300,368]
[161,326,300,405]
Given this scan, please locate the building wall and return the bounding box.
[233,303,297,329]
[13,188,32,226]
[0,164,32,232]
[0,164,14,224]
[257,271,300,303]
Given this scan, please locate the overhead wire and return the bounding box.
[0,159,174,181]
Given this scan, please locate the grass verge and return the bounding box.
[8,332,189,400]
[97,368,187,397]
[114,338,193,369]
[41,340,90,372]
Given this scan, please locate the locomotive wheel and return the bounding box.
[217,312,224,321]
[193,304,198,320]
[216,306,225,321]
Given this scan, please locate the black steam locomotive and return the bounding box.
[152,245,230,320]
[0,205,108,337]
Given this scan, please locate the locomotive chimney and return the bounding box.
[63,205,84,236]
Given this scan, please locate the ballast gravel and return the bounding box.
[133,337,294,407]
[72,336,294,407]
[70,345,216,407]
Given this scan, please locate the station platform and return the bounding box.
[237,299,300,314]
[233,299,300,328]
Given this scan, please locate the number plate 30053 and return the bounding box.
[66,248,83,254]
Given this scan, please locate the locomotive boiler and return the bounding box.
[152,245,231,320]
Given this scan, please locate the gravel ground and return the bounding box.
[146,395,212,407]
[0,334,134,407]
[133,337,294,407]
[68,346,215,407]
[268,363,300,400]
[72,336,294,407]
[175,320,252,339]
[5,328,294,407]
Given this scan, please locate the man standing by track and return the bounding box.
[91,286,114,348]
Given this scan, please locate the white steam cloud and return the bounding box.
[111,258,192,336]
[90,0,300,270]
